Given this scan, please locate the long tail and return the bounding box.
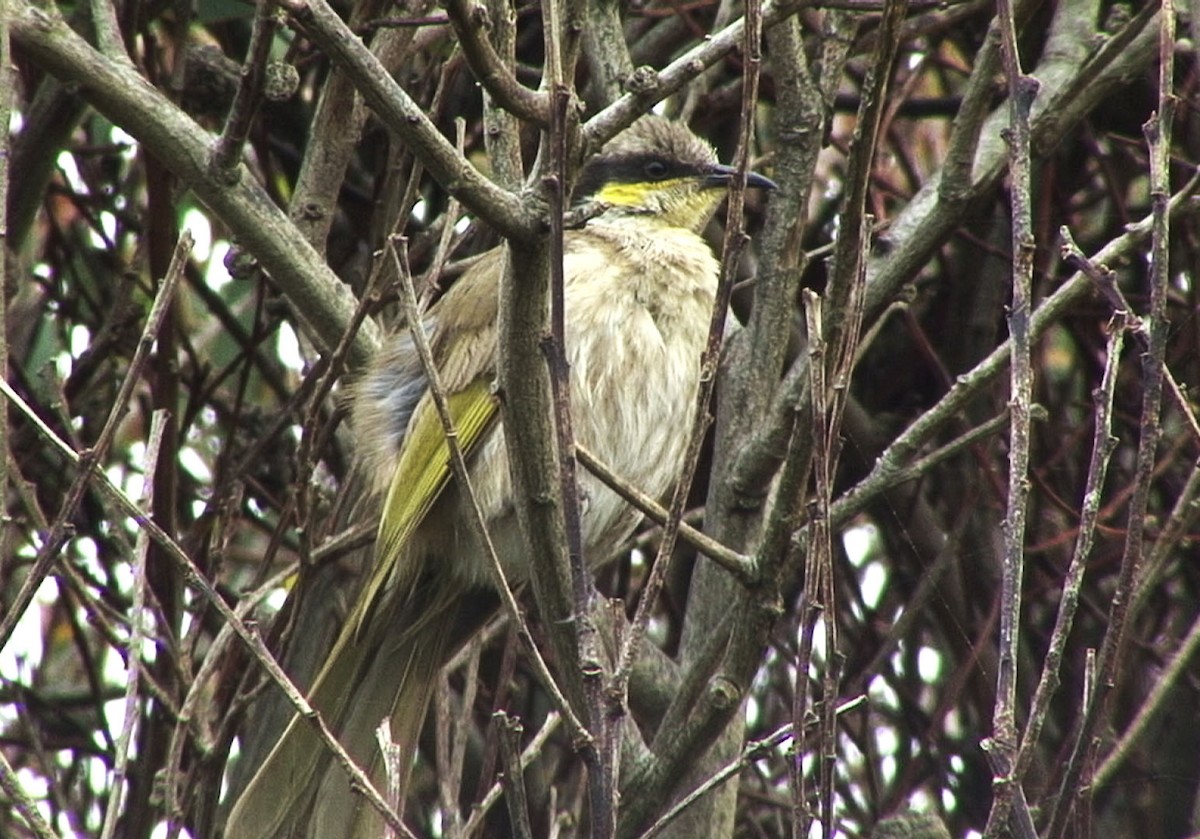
[225,585,455,839]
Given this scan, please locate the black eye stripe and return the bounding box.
[573,152,705,200]
[603,154,695,182]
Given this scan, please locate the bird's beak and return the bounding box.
[704,163,778,191]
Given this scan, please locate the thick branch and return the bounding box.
[10,4,379,365]
[444,0,549,125]
[279,0,540,243]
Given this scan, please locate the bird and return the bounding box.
[225,115,775,839]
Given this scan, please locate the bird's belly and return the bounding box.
[447,328,706,586]
[444,254,715,586]
[566,284,711,561]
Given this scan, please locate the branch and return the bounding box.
[443,0,548,125]
[618,11,836,836]
[1045,7,1177,834]
[733,0,1161,500]
[278,0,540,243]
[388,239,590,746]
[0,750,60,839]
[99,410,168,839]
[10,4,379,364]
[1093,597,1200,788]
[0,0,13,694]
[0,231,191,652]
[636,697,867,839]
[580,0,634,107]
[610,0,765,729]
[835,170,1200,546]
[981,0,1039,828]
[210,0,281,176]
[0,372,418,838]
[288,0,429,252]
[163,562,299,822]
[574,444,756,583]
[495,713,536,839]
[460,712,561,836]
[481,0,524,190]
[1013,308,1123,786]
[866,0,1159,319]
[582,0,802,150]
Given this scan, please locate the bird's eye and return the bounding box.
[644,160,669,179]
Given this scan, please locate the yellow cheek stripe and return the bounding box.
[596,178,688,206]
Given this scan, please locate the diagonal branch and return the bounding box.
[443,0,549,125]
[0,371,419,838]
[0,231,190,653]
[278,0,540,243]
[10,4,379,364]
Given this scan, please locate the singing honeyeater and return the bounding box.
[226,116,775,839]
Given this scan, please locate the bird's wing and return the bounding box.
[350,377,498,639]
[228,254,504,839]
[348,251,503,638]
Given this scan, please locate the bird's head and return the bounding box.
[573,116,776,233]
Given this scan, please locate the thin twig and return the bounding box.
[803,0,893,812]
[1078,649,1099,837]
[496,713,535,839]
[1134,460,1200,616]
[825,172,1200,609]
[0,0,11,615]
[981,0,1039,829]
[1093,603,1200,787]
[583,0,802,149]
[462,712,562,837]
[537,0,610,824]
[451,642,482,837]
[211,0,280,175]
[11,5,381,363]
[1045,8,1176,835]
[1060,226,1200,449]
[1013,313,1125,785]
[0,371,419,838]
[636,696,867,839]
[163,561,298,823]
[375,719,405,839]
[0,231,192,653]
[538,0,614,828]
[831,409,1011,527]
[4,453,184,737]
[794,291,827,839]
[99,410,168,839]
[277,0,539,243]
[782,10,896,827]
[293,249,388,535]
[387,238,591,746]
[0,748,60,839]
[417,119,470,310]
[574,444,756,583]
[434,636,481,839]
[608,0,764,718]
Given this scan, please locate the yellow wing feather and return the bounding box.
[350,378,498,638]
